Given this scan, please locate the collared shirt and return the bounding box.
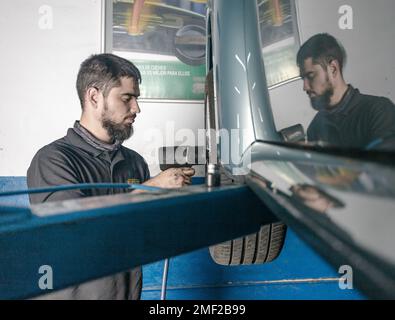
[307,86,395,149]
[28,126,150,203]
[27,124,150,300]
[73,120,123,152]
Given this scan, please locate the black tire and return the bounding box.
[205,69,217,165]
[205,69,287,265]
[209,223,287,265]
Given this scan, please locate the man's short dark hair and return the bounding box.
[297,33,347,74]
[76,53,141,109]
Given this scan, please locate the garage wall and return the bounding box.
[0,0,103,176]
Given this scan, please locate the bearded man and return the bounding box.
[27,53,194,299]
[297,33,395,149]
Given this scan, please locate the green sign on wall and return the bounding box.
[134,60,206,100]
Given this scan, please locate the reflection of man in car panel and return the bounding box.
[297,33,395,150]
[290,184,344,214]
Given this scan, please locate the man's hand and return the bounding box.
[143,167,195,189]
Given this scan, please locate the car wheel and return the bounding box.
[209,223,286,265]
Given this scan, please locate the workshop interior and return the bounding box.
[0,0,395,300]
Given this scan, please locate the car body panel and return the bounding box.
[209,0,395,298]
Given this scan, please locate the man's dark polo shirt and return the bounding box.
[28,128,150,203]
[27,127,150,300]
[307,86,395,149]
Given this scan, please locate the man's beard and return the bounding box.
[309,82,334,111]
[101,105,133,143]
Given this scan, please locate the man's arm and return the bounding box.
[27,146,84,204]
[143,167,195,188]
[130,167,195,194]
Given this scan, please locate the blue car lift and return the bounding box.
[0,184,278,299]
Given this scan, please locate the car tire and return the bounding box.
[209,223,287,265]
